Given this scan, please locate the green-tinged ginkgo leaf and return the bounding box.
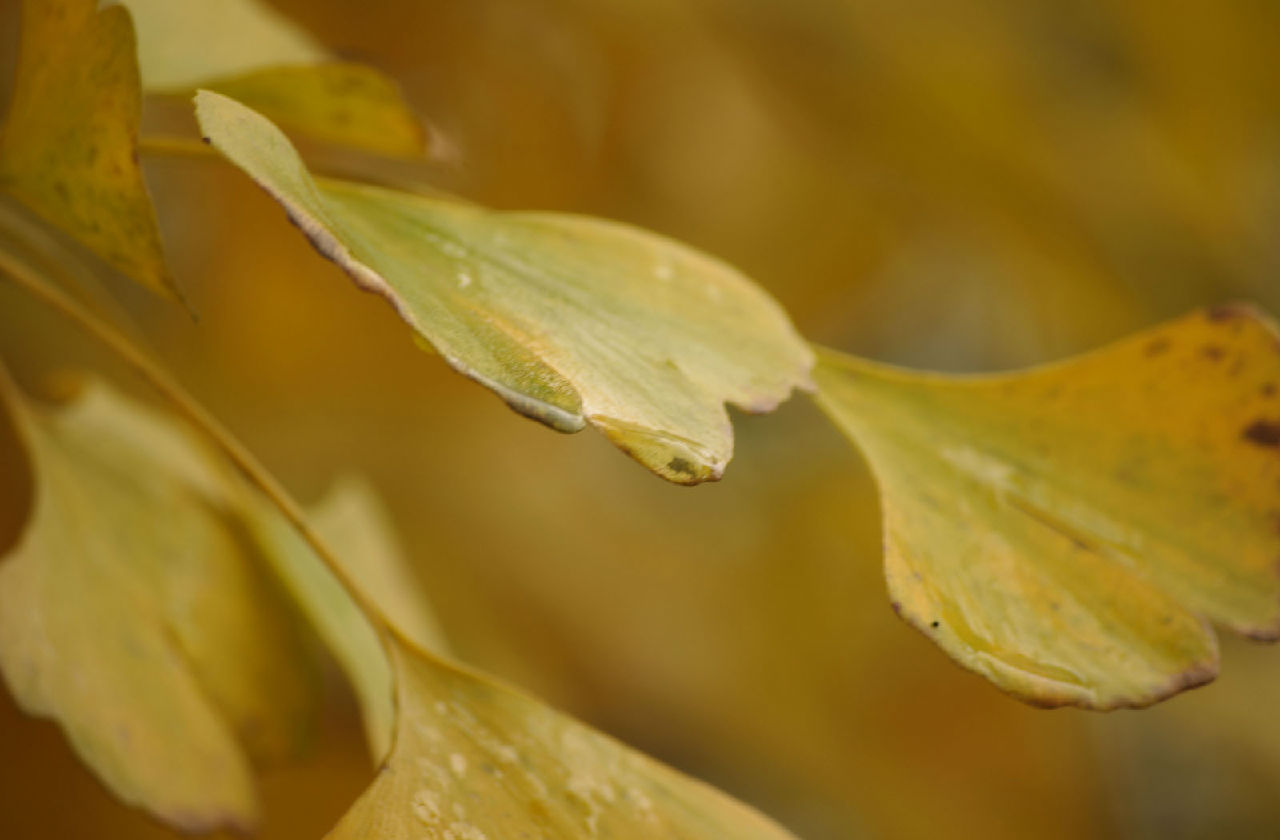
[0,0,177,300]
[250,475,448,761]
[812,305,1280,710]
[122,0,426,158]
[195,91,812,483]
[328,632,799,840]
[0,375,317,832]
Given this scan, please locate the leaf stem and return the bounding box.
[137,134,219,159]
[0,246,390,631]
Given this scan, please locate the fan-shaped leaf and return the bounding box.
[195,91,812,483]
[0,0,176,299]
[812,305,1280,709]
[0,376,317,832]
[328,633,799,840]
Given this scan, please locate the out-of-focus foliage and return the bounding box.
[814,307,1280,709]
[122,0,427,158]
[0,0,175,299]
[0,375,317,833]
[197,91,813,484]
[123,0,326,88]
[251,475,448,761]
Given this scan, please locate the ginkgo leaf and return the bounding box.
[328,632,799,840]
[122,0,427,158]
[0,0,177,300]
[249,475,448,761]
[123,0,325,88]
[0,375,318,832]
[812,305,1280,710]
[196,64,428,159]
[195,91,813,483]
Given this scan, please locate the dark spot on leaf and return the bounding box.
[929,620,940,629]
[1242,419,1280,448]
[1200,345,1225,361]
[666,457,695,475]
[1262,383,1277,398]
[201,136,212,145]
[1143,337,1171,356]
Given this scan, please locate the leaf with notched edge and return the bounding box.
[813,305,1280,710]
[0,376,318,832]
[327,633,800,840]
[0,0,178,300]
[194,91,813,484]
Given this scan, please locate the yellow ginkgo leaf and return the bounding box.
[812,305,1280,710]
[200,64,428,159]
[0,0,177,300]
[122,0,325,88]
[122,0,427,158]
[0,375,318,832]
[194,90,812,484]
[249,475,448,762]
[329,632,799,840]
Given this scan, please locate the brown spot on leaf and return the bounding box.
[1262,383,1277,398]
[1242,419,1280,448]
[1200,345,1225,361]
[666,457,696,476]
[1143,337,1171,356]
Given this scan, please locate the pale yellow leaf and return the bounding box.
[812,305,1280,709]
[0,376,317,832]
[0,0,177,299]
[328,633,799,840]
[123,0,325,89]
[194,91,813,483]
[250,475,449,761]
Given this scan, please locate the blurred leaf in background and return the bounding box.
[123,0,428,159]
[0,0,176,299]
[0,375,318,833]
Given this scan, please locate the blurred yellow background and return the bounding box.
[2,0,1280,838]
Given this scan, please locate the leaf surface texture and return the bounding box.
[813,306,1280,708]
